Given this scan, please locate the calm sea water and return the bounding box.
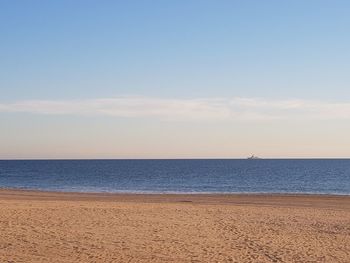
[0,159,350,195]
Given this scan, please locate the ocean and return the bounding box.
[0,159,350,195]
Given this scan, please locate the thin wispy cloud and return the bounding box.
[0,97,350,121]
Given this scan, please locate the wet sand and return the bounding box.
[0,189,349,262]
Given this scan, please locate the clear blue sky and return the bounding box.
[1,1,350,158]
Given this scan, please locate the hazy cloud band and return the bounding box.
[0,97,350,121]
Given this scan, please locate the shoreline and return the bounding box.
[2,187,350,196]
[1,188,350,210]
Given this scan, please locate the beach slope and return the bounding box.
[0,190,349,262]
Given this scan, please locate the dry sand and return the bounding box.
[0,190,349,262]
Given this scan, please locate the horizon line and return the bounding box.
[1,157,350,161]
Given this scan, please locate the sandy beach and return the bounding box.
[0,190,349,262]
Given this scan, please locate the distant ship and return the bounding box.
[247,154,260,159]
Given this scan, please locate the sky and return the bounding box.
[1,0,350,159]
